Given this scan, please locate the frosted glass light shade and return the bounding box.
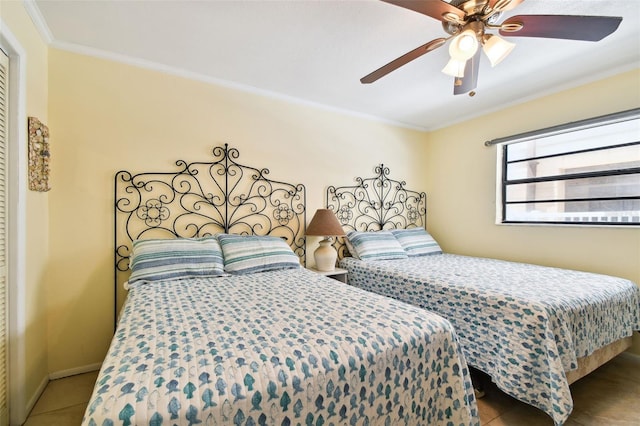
[449,30,478,61]
[442,58,467,78]
[483,35,515,67]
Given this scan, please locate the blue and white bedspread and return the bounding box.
[341,254,640,425]
[83,268,479,426]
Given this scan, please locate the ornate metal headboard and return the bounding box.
[114,144,306,318]
[326,164,426,258]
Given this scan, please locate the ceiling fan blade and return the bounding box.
[499,15,623,41]
[361,38,446,84]
[382,0,465,22]
[453,49,480,95]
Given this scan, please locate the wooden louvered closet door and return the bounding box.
[0,48,9,424]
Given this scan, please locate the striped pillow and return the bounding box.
[391,228,442,256]
[343,237,360,259]
[346,231,408,261]
[217,234,300,274]
[129,237,225,283]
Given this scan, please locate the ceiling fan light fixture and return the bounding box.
[360,0,623,96]
[442,58,467,78]
[449,29,479,60]
[483,34,515,66]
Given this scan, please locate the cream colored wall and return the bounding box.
[1,0,51,417]
[46,48,428,372]
[16,4,640,381]
[425,69,640,353]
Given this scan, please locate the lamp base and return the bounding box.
[314,238,337,271]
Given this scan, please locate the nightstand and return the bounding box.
[307,267,348,283]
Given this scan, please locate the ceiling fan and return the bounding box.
[361,0,623,95]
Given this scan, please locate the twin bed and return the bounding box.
[83,146,479,425]
[326,165,640,426]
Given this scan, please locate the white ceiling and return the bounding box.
[29,0,640,130]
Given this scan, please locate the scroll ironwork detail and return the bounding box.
[115,144,306,320]
[326,164,426,258]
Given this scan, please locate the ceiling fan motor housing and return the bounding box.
[442,0,497,37]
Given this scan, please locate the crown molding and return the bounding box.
[22,0,53,44]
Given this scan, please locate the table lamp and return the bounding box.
[306,209,345,271]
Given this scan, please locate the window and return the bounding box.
[493,108,640,225]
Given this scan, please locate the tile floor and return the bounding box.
[24,352,639,425]
[24,370,99,425]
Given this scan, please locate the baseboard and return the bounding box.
[623,349,640,359]
[49,363,102,380]
[22,364,102,423]
[24,374,48,421]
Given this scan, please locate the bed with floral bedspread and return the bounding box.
[341,254,640,425]
[83,267,480,426]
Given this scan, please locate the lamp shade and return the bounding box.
[306,209,345,236]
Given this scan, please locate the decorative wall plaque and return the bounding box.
[28,116,51,192]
